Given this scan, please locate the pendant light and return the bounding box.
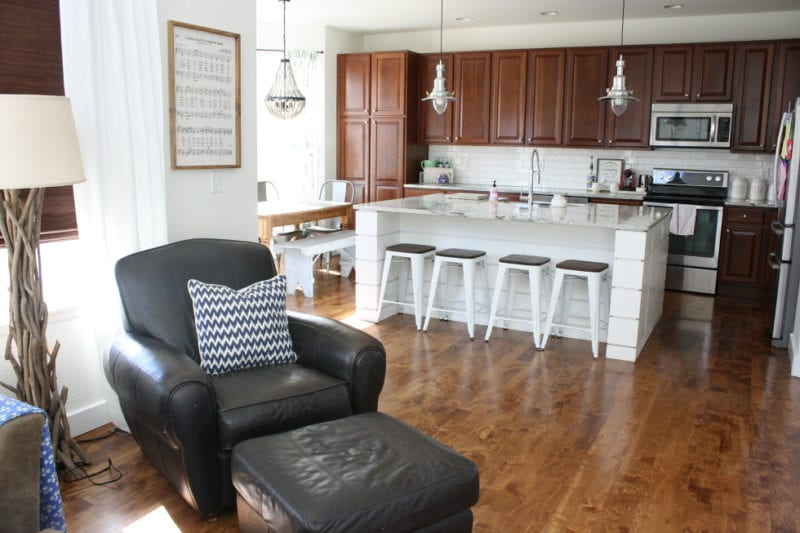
[598,0,638,116]
[265,0,306,119]
[422,0,455,115]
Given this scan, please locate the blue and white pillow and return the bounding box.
[187,275,297,376]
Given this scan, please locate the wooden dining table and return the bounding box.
[257,200,352,244]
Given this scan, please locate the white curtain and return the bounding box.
[257,50,323,201]
[60,0,168,429]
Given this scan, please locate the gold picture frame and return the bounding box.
[596,158,624,188]
[168,21,241,169]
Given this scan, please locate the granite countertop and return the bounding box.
[355,194,670,232]
[724,198,778,208]
[405,182,646,202]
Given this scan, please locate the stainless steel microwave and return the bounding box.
[650,103,733,148]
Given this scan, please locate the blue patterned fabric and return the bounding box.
[188,275,297,376]
[0,395,66,532]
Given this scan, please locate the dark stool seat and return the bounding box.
[232,412,480,532]
[556,259,609,273]
[436,248,486,259]
[386,243,436,254]
[500,254,550,267]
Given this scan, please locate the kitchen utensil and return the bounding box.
[420,159,437,169]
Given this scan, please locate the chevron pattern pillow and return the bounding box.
[187,275,297,376]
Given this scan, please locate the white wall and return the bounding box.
[158,0,258,242]
[364,11,800,53]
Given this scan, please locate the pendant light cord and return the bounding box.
[282,0,287,60]
[439,0,444,61]
[619,0,626,56]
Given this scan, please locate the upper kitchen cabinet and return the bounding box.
[605,46,654,149]
[371,52,411,115]
[338,54,371,116]
[769,40,800,152]
[453,52,492,144]
[732,42,775,152]
[490,50,527,145]
[419,53,454,144]
[653,44,735,102]
[564,46,652,148]
[525,49,565,146]
[564,47,609,147]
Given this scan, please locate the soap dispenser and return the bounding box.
[489,180,499,202]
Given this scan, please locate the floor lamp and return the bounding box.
[0,94,88,470]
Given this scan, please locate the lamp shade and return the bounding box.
[0,94,85,189]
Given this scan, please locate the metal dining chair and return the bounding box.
[257,180,304,268]
[257,180,280,202]
[305,180,355,270]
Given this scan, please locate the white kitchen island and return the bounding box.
[354,194,672,362]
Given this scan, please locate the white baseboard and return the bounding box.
[791,331,800,378]
[68,399,111,437]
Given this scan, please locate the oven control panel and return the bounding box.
[652,168,729,188]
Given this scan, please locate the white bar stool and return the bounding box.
[423,248,489,340]
[484,254,551,349]
[376,243,436,330]
[541,259,609,359]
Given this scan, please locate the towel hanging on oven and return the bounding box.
[669,204,697,236]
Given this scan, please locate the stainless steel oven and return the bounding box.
[644,168,728,294]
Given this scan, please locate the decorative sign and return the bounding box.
[597,158,624,188]
[168,21,241,169]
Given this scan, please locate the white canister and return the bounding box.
[749,178,767,202]
[730,177,748,200]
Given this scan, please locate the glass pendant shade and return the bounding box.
[599,55,639,116]
[265,58,306,119]
[422,61,456,115]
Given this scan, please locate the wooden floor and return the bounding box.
[61,265,800,532]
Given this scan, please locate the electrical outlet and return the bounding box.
[210,172,222,193]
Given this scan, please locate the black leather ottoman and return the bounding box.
[231,412,480,532]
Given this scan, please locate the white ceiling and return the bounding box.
[257,0,800,34]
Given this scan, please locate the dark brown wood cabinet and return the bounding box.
[732,42,775,152]
[564,47,652,148]
[337,51,422,203]
[769,40,800,152]
[718,206,777,291]
[453,52,492,144]
[605,47,654,149]
[525,49,565,146]
[419,54,454,144]
[653,44,735,102]
[564,47,609,147]
[490,50,527,144]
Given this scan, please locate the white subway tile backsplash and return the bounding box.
[428,144,773,190]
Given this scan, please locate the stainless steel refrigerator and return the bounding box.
[770,97,800,348]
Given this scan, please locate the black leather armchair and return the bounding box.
[104,238,386,519]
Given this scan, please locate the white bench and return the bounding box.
[273,230,355,297]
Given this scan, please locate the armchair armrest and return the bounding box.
[287,311,386,413]
[105,333,217,448]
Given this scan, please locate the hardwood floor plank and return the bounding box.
[59,263,800,531]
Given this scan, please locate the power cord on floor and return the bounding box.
[60,427,131,485]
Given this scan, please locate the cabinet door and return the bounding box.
[692,44,735,101]
[606,46,654,149]
[370,117,406,202]
[719,223,764,284]
[564,47,608,147]
[732,42,775,152]
[525,49,564,146]
[769,40,800,152]
[653,45,693,101]
[371,52,407,115]
[419,53,454,143]
[490,50,527,144]
[337,117,370,204]
[453,52,491,144]
[337,54,371,116]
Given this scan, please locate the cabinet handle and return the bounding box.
[742,214,748,218]
[726,229,730,233]
[684,93,689,97]
[696,94,700,98]
[527,137,533,142]
[597,139,603,143]
[446,136,451,141]
[455,136,460,141]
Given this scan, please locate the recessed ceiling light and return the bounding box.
[664,3,684,9]
[540,11,559,16]
[455,17,473,23]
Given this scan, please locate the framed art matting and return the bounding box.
[596,158,624,189]
[168,21,241,169]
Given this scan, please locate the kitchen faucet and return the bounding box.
[527,148,542,210]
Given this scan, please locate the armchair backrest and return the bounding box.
[115,238,277,363]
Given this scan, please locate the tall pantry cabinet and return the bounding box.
[337,52,425,203]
